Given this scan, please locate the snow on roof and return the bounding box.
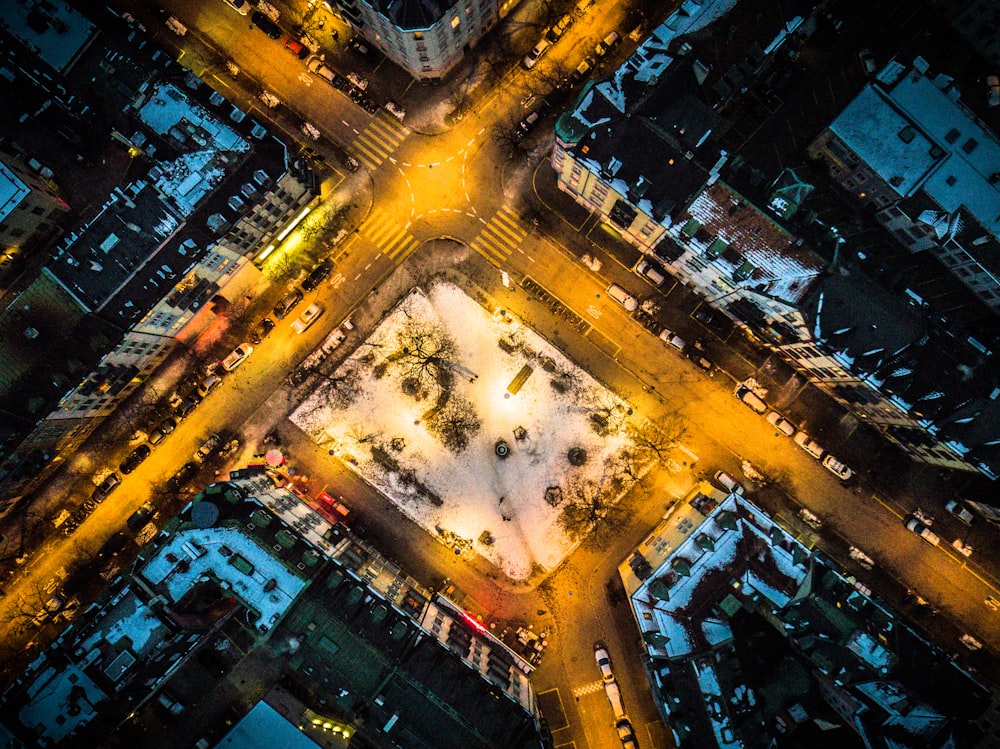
[829,86,938,198]
[677,182,823,303]
[153,150,228,216]
[0,1,96,72]
[846,630,893,672]
[134,82,249,215]
[692,658,742,749]
[136,82,248,152]
[78,588,169,660]
[830,64,1000,235]
[291,282,636,581]
[631,493,809,659]
[140,525,307,634]
[886,68,1000,234]
[630,0,741,85]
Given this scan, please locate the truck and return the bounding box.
[905,517,940,546]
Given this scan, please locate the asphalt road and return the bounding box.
[2,1,1000,747]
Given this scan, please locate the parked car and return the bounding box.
[174,394,202,419]
[522,38,551,69]
[595,31,621,58]
[658,329,686,351]
[222,0,252,14]
[688,351,713,371]
[713,470,744,495]
[273,289,303,319]
[197,373,222,397]
[987,75,1000,108]
[119,444,151,475]
[221,343,254,372]
[250,11,282,39]
[616,717,638,748]
[194,432,224,463]
[734,384,767,414]
[944,500,974,525]
[301,258,334,291]
[249,318,275,344]
[283,37,308,58]
[635,258,667,286]
[792,431,824,459]
[92,473,121,501]
[571,56,595,83]
[593,642,615,684]
[606,283,638,311]
[168,462,198,492]
[546,14,574,43]
[514,111,540,142]
[857,48,876,75]
[905,516,940,546]
[765,411,795,437]
[821,454,853,481]
[291,303,324,334]
[148,417,177,446]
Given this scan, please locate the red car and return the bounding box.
[284,37,308,59]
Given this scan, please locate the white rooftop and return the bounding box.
[830,62,1000,234]
[139,524,307,635]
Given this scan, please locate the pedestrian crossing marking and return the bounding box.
[571,680,605,697]
[351,112,410,171]
[359,208,418,260]
[470,206,527,265]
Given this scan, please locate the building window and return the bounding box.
[962,138,978,154]
[414,31,423,40]
[451,15,460,28]
[897,126,915,143]
[944,127,960,143]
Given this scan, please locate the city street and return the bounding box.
[2,1,1000,748]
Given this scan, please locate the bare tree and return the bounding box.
[347,422,377,447]
[629,412,687,462]
[389,321,456,397]
[426,393,481,453]
[317,363,363,410]
[558,474,631,547]
[491,122,535,161]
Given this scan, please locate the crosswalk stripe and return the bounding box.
[470,207,528,264]
[351,113,410,170]
[360,210,418,259]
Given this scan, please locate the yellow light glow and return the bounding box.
[276,206,312,243]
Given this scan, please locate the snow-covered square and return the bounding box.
[291,281,638,581]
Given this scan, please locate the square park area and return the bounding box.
[290,281,636,581]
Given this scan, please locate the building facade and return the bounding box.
[0,151,70,270]
[331,0,518,83]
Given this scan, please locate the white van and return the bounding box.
[635,259,667,286]
[307,57,337,84]
[604,680,627,719]
[606,283,638,312]
[713,471,744,495]
[793,431,824,459]
[734,385,767,414]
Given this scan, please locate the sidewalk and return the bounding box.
[525,152,980,529]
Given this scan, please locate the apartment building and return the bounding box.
[330,0,516,82]
[807,58,1000,313]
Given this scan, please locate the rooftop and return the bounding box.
[622,490,991,749]
[830,60,1000,236]
[674,181,825,304]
